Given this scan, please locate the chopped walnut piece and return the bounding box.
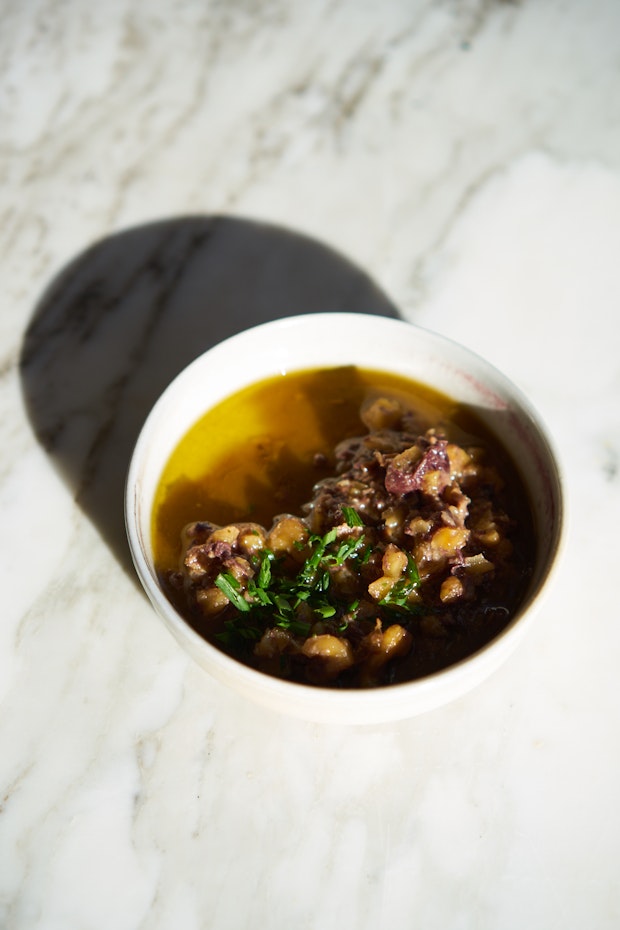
[439,576,465,603]
[358,622,412,686]
[302,635,355,681]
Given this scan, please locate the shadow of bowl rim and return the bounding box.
[19,212,402,579]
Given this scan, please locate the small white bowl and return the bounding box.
[125,313,564,724]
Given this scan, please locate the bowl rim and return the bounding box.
[125,312,566,722]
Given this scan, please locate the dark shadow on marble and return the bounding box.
[20,215,400,577]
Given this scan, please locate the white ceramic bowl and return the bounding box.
[125,313,564,724]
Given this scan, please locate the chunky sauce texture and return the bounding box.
[152,366,535,688]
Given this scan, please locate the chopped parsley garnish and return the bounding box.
[214,512,421,648]
[379,554,421,609]
[342,505,364,527]
[214,572,251,612]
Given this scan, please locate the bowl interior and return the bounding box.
[125,313,564,723]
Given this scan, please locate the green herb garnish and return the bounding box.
[214,519,421,647]
[342,505,364,527]
[214,572,250,612]
[379,554,421,608]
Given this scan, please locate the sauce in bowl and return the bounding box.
[152,365,535,688]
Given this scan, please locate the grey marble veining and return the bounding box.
[2,1,620,928]
[20,216,397,569]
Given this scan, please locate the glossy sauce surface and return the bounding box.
[152,367,538,685]
[153,365,485,574]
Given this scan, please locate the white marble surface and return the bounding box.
[2,1,620,927]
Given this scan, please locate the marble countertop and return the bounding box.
[2,1,620,927]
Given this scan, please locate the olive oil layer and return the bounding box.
[152,365,534,587]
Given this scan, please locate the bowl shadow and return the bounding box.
[19,215,400,578]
